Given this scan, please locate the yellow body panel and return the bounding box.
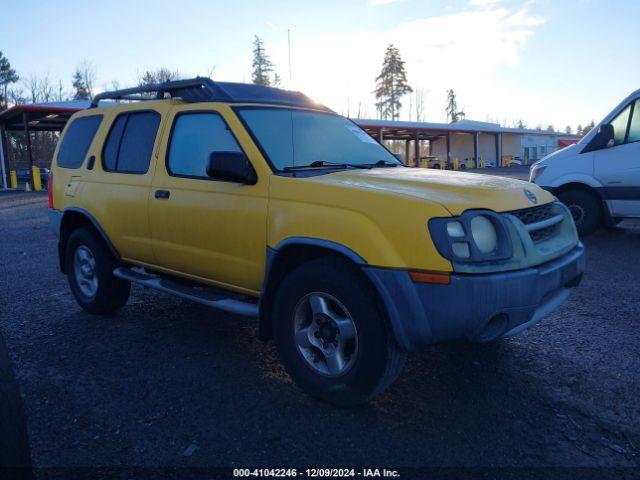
[52,100,554,295]
[149,103,270,295]
[54,101,176,265]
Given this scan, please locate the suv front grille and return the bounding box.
[509,203,560,243]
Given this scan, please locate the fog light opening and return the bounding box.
[477,314,510,343]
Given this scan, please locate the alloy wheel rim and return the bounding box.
[73,245,98,298]
[568,204,585,225]
[292,292,358,377]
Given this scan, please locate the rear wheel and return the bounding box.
[273,257,406,406]
[557,188,602,236]
[65,227,130,314]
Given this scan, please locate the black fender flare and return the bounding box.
[58,207,120,273]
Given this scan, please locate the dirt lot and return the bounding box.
[0,192,639,478]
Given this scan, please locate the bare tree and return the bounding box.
[76,60,96,98]
[25,73,54,103]
[54,80,67,102]
[138,67,182,85]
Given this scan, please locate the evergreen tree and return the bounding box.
[374,44,413,120]
[445,89,465,123]
[546,125,554,132]
[0,51,19,108]
[273,72,282,88]
[516,119,526,129]
[583,120,595,135]
[252,36,274,86]
[565,125,573,134]
[576,124,583,136]
[72,69,90,100]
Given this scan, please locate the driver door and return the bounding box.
[148,104,269,295]
[594,98,640,218]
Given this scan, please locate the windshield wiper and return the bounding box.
[368,160,400,168]
[282,160,371,172]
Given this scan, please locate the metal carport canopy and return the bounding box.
[0,101,89,189]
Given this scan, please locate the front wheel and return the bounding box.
[557,189,602,236]
[273,258,406,406]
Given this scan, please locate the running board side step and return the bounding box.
[113,267,259,318]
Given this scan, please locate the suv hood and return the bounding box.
[312,167,554,215]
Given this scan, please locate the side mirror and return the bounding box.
[206,151,257,184]
[583,123,614,153]
[596,124,615,148]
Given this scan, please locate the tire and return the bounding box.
[272,257,406,406]
[557,188,602,236]
[65,227,130,314]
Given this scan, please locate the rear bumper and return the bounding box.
[364,243,585,350]
[48,209,62,237]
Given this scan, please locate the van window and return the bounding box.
[611,104,631,146]
[628,100,640,143]
[103,111,160,173]
[167,112,242,178]
[56,115,103,169]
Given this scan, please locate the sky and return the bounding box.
[1,0,638,130]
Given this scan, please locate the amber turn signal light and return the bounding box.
[409,271,451,285]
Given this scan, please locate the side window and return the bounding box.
[610,104,631,146]
[102,111,160,173]
[167,112,242,178]
[628,100,640,143]
[56,115,103,169]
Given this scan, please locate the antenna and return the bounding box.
[287,29,292,82]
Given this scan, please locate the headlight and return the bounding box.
[470,216,497,253]
[429,211,512,263]
[529,164,547,182]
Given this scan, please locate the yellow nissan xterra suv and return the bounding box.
[49,78,585,406]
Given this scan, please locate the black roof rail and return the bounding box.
[90,77,331,111]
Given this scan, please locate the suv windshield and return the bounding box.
[236,108,401,171]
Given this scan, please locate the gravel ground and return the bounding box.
[0,192,639,478]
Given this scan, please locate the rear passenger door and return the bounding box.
[80,106,168,265]
[148,104,269,294]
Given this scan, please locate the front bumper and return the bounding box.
[364,243,585,350]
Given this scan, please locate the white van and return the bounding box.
[530,89,640,235]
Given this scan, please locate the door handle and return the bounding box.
[154,189,170,199]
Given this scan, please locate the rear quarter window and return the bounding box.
[56,115,103,169]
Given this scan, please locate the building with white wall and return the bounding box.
[355,118,577,168]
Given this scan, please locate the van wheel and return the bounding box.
[273,257,406,406]
[558,189,602,236]
[65,227,130,314]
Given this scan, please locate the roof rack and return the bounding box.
[90,77,331,111]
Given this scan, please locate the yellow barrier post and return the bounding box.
[9,170,17,189]
[453,158,459,170]
[32,166,42,191]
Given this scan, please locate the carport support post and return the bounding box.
[473,132,479,168]
[404,139,410,165]
[496,133,503,167]
[378,128,384,144]
[446,134,451,167]
[414,131,420,166]
[0,126,8,189]
[22,112,35,189]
